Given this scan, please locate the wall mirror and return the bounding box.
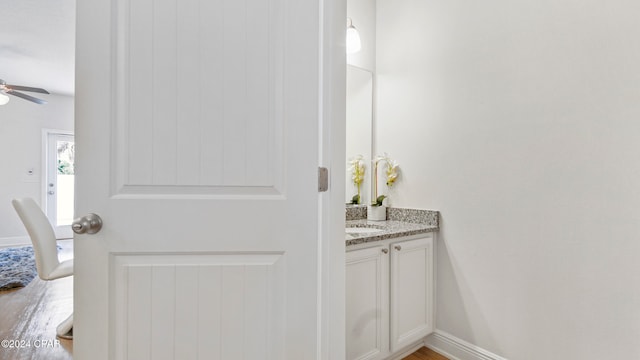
[345,65,373,205]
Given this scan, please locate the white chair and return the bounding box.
[12,197,74,340]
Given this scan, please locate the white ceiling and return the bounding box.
[0,0,76,96]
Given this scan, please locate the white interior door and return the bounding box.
[75,0,327,358]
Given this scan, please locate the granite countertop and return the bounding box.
[345,207,440,247]
[345,219,438,246]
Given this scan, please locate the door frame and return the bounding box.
[319,0,347,358]
[41,128,74,239]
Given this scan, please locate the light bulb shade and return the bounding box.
[346,25,361,54]
[0,93,9,105]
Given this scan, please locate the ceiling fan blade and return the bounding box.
[5,85,50,94]
[6,90,47,104]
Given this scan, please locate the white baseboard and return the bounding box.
[425,330,508,360]
[0,236,31,248]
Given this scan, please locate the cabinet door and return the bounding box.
[346,246,389,360]
[389,236,434,352]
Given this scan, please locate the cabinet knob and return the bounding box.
[394,245,402,251]
[381,248,389,254]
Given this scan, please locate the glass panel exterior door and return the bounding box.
[46,132,74,238]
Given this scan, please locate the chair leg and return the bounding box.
[56,313,73,340]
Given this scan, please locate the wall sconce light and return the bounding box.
[346,18,362,54]
[0,93,9,105]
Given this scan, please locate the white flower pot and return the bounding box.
[367,205,387,221]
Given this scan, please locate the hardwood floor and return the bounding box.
[403,346,450,360]
[0,240,73,360]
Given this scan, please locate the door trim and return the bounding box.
[319,0,347,358]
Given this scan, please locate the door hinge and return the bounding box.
[318,167,329,192]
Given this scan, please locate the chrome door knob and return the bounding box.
[72,213,103,234]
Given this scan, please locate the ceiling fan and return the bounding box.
[0,79,50,105]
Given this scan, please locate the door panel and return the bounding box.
[76,0,323,358]
[389,236,434,352]
[115,0,283,195]
[112,254,283,359]
[346,246,388,360]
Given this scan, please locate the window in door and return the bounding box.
[45,131,74,239]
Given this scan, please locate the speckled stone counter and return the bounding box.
[345,204,367,221]
[345,207,439,247]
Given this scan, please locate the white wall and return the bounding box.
[376,0,640,358]
[0,94,74,246]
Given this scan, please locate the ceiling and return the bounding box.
[0,0,76,96]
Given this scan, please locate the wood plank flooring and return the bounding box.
[0,240,73,360]
[403,346,450,360]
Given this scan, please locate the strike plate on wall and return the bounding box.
[318,167,329,192]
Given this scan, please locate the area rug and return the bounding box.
[0,246,39,291]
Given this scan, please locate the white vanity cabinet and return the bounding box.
[346,244,389,360]
[389,237,434,352]
[346,234,434,360]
